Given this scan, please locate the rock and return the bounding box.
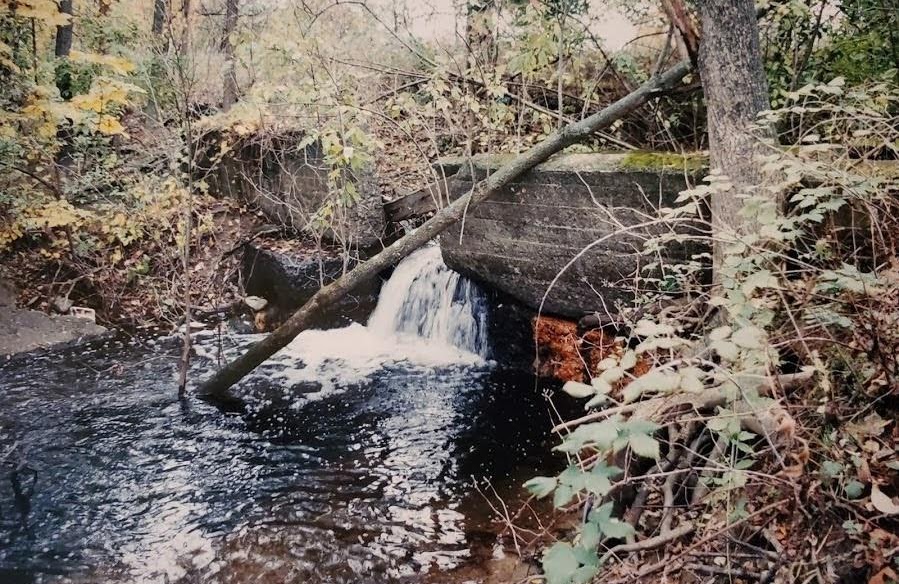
[51,296,73,314]
[242,243,381,329]
[0,303,108,358]
[70,306,96,322]
[244,295,268,312]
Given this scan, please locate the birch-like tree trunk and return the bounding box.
[695,0,772,275]
[152,0,169,35]
[221,0,239,111]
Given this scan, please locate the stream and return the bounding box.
[0,247,560,583]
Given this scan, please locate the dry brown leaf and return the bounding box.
[870,484,899,516]
[868,566,898,584]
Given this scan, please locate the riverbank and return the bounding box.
[0,281,109,358]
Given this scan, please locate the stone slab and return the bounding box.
[0,281,109,358]
[440,152,708,317]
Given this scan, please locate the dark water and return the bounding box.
[0,332,560,583]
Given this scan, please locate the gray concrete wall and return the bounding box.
[199,132,386,250]
[440,152,706,317]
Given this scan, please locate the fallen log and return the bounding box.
[198,59,693,399]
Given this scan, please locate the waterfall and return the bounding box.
[369,246,489,357]
[234,245,491,395]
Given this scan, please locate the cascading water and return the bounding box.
[0,247,550,584]
[369,246,489,357]
[216,244,492,395]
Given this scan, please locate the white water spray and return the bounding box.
[214,245,492,395]
[369,246,489,357]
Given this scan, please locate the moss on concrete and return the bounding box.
[437,151,707,176]
[618,151,706,172]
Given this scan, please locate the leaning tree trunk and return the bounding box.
[198,60,693,399]
[695,0,772,276]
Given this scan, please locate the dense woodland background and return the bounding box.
[1,1,898,583]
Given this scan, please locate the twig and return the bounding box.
[599,522,695,565]
[684,563,759,579]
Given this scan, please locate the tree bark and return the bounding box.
[55,0,74,57]
[198,60,693,399]
[466,0,497,72]
[221,0,239,111]
[152,0,169,35]
[695,0,772,275]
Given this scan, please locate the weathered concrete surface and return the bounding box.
[241,243,381,329]
[199,132,387,250]
[0,282,108,357]
[440,152,706,317]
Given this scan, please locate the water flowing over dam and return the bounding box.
[368,246,489,358]
[0,251,555,584]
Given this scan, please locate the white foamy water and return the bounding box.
[368,246,488,357]
[196,246,491,398]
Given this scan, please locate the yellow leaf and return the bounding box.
[70,51,135,76]
[97,115,125,135]
[5,0,72,27]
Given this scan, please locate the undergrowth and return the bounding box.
[515,78,899,583]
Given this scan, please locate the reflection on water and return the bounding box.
[0,332,559,583]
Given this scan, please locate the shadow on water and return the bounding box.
[0,249,571,583]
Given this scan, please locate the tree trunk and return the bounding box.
[466,0,496,72]
[152,0,169,35]
[55,0,73,58]
[695,0,772,275]
[221,0,239,111]
[198,60,693,399]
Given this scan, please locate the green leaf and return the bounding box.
[844,479,865,500]
[588,502,614,524]
[625,419,659,435]
[558,420,620,453]
[711,340,739,361]
[554,483,576,508]
[595,357,617,371]
[559,466,587,490]
[583,473,612,497]
[579,521,601,550]
[598,517,635,539]
[543,542,579,584]
[584,392,609,410]
[628,433,660,460]
[732,326,765,349]
[600,367,625,384]
[523,476,557,499]
[590,376,612,395]
[741,270,778,296]
[591,461,623,479]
